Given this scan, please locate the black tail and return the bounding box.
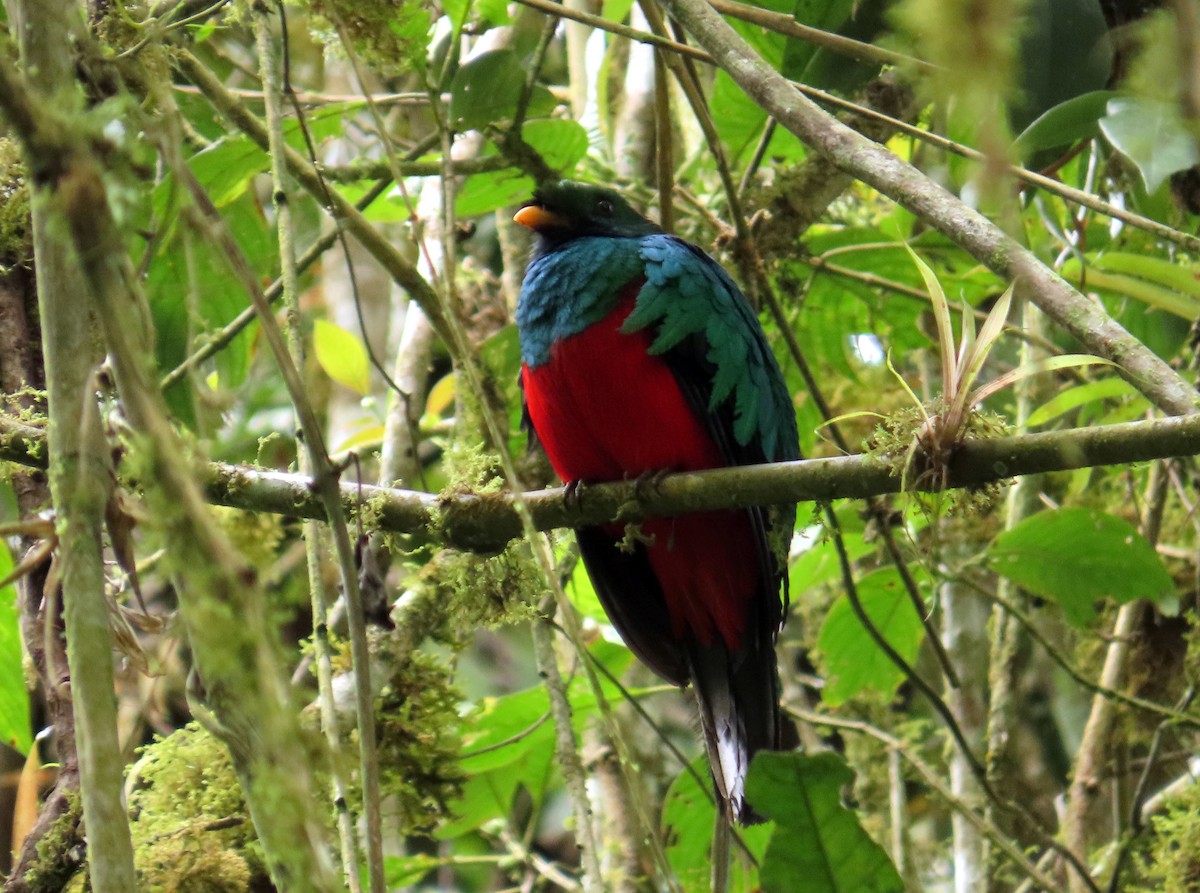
[687,632,782,825]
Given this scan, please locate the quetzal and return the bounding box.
[514,180,798,824]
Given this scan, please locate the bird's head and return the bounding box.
[514,181,661,249]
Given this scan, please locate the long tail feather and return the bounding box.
[688,636,781,824]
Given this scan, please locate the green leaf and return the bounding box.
[523,118,589,170]
[988,508,1178,626]
[460,686,553,774]
[601,0,636,22]
[188,137,268,207]
[313,320,371,395]
[441,0,469,32]
[1024,377,1137,428]
[817,567,926,706]
[567,559,609,623]
[0,542,32,754]
[440,685,559,835]
[475,0,512,26]
[662,759,771,892]
[440,735,557,837]
[1013,90,1117,157]
[782,0,884,93]
[903,245,955,396]
[454,121,586,218]
[788,512,874,595]
[1089,252,1200,299]
[1013,0,1112,132]
[1099,97,1200,194]
[445,643,634,836]
[969,353,1115,406]
[449,49,526,131]
[148,190,270,424]
[456,169,534,218]
[1060,258,1200,319]
[459,643,633,775]
[383,854,446,886]
[480,323,524,452]
[747,752,904,893]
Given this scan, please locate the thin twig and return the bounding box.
[705,0,935,74]
[255,6,368,890]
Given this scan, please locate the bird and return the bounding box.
[513,180,799,824]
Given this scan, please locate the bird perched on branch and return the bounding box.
[513,180,799,824]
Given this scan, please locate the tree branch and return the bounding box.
[1,6,137,891]
[8,410,1200,550]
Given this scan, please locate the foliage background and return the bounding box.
[1,0,1200,891]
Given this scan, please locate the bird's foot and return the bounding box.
[562,479,587,510]
[633,468,672,502]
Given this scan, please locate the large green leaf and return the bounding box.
[566,558,609,624]
[1013,0,1113,132]
[1023,377,1139,429]
[460,685,555,775]
[480,323,525,456]
[313,319,371,396]
[1100,97,1200,194]
[710,0,793,160]
[747,752,904,893]
[188,137,268,208]
[439,682,561,836]
[148,190,270,424]
[0,542,32,755]
[449,49,526,131]
[523,118,589,170]
[662,759,771,891]
[988,507,1178,626]
[788,508,874,595]
[383,854,446,887]
[816,567,926,706]
[444,641,634,836]
[438,733,557,837]
[458,642,634,776]
[1013,90,1116,157]
[455,169,534,218]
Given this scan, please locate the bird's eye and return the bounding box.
[595,199,614,217]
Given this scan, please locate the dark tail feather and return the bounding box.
[688,636,782,825]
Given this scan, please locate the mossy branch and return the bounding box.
[7,409,1200,550]
[2,4,137,892]
[253,6,377,891]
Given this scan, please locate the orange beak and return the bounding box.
[514,204,566,231]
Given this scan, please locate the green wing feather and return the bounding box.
[623,235,798,464]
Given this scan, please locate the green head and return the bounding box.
[514,180,661,249]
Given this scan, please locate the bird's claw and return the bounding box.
[563,479,587,510]
[633,468,672,501]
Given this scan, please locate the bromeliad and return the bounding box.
[514,181,798,824]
